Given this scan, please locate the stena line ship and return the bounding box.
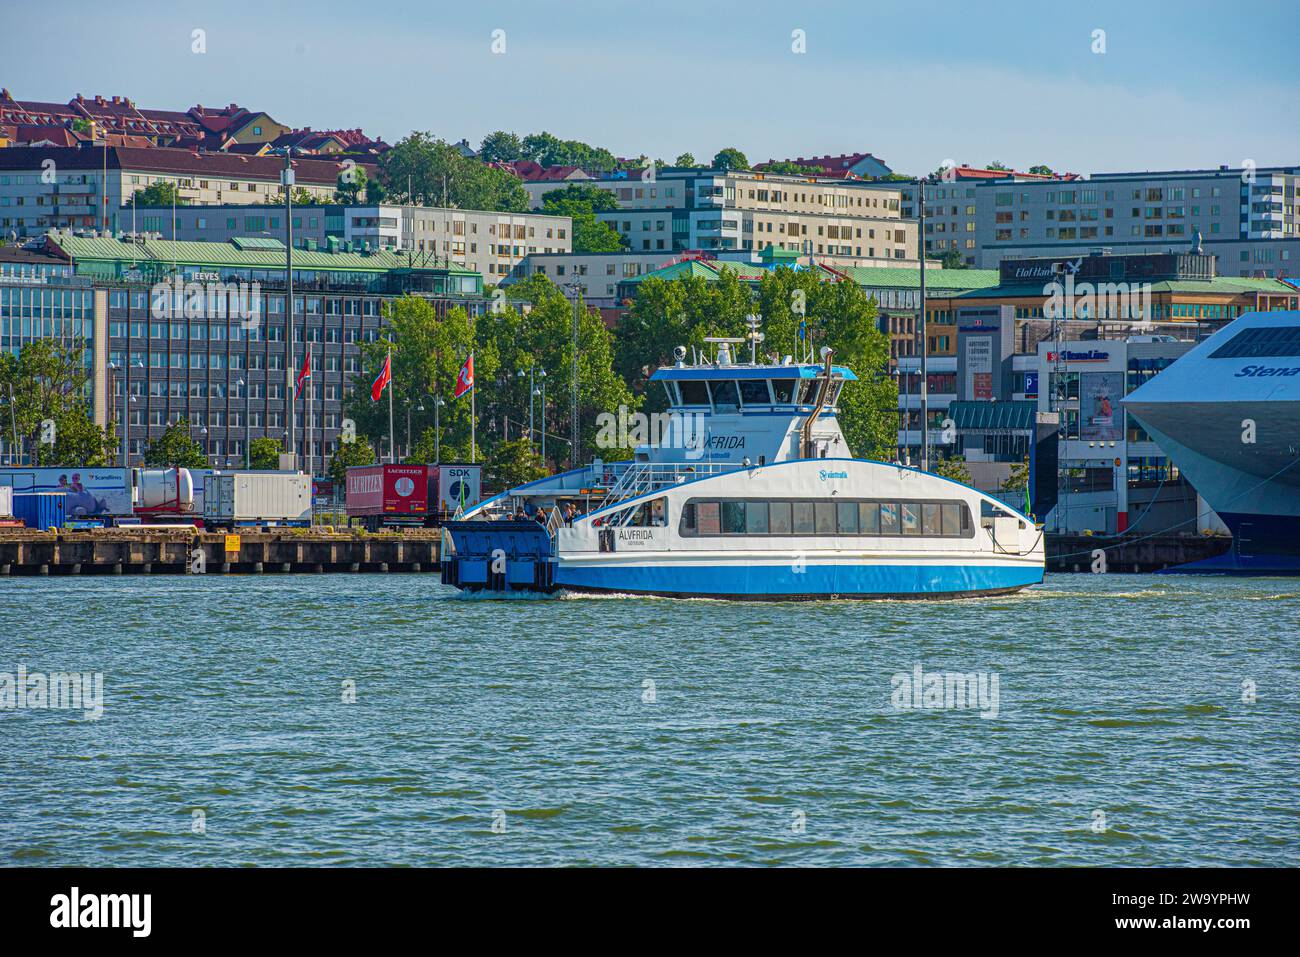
[1124,309,1300,574]
[440,339,1045,599]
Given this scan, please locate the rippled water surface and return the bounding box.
[1,573,1297,866]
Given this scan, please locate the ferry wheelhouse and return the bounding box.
[440,341,1045,599]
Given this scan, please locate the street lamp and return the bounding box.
[534,368,547,463]
[236,377,249,468]
[432,395,446,463]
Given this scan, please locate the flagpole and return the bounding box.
[387,344,395,464]
[308,343,314,478]
[470,350,476,465]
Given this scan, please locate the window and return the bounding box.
[1210,325,1300,359]
[679,498,974,538]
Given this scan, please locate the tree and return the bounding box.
[674,153,699,168]
[932,455,973,486]
[985,161,1010,171]
[761,161,825,176]
[129,181,186,207]
[248,436,284,469]
[343,296,480,464]
[711,147,750,171]
[381,132,528,211]
[484,437,547,492]
[39,405,118,467]
[143,421,207,468]
[541,184,626,254]
[478,131,524,164]
[616,266,897,460]
[329,437,376,485]
[939,248,966,269]
[335,165,368,204]
[478,274,637,465]
[1001,457,1030,492]
[519,131,618,171]
[1028,165,1054,176]
[0,339,115,464]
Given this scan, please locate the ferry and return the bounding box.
[440,341,1045,599]
[1124,309,1300,574]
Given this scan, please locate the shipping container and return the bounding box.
[435,464,483,517]
[12,492,66,530]
[0,467,133,517]
[202,472,311,529]
[345,464,433,529]
[0,485,12,519]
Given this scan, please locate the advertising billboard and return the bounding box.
[1080,372,1124,442]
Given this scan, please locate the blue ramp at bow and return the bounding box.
[440,520,557,592]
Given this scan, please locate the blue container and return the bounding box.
[12,492,66,531]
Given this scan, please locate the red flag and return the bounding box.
[371,352,391,402]
[294,350,311,400]
[454,354,474,399]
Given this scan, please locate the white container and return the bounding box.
[0,485,12,519]
[202,472,311,527]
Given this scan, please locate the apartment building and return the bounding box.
[0,145,362,238]
[123,202,573,284]
[902,165,1300,274]
[522,168,919,266]
[0,234,487,468]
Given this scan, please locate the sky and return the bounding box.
[2,0,1297,176]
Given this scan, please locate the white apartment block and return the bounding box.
[117,203,572,284]
[522,168,919,265]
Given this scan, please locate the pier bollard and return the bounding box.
[349,562,360,573]
[411,562,421,573]
[252,562,263,574]
[281,563,291,573]
[38,564,49,576]
[221,562,231,574]
[379,562,389,573]
[112,563,122,575]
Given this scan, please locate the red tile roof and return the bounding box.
[0,144,372,186]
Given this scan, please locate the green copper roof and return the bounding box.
[48,233,479,277]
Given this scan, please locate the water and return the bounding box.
[1,573,1297,866]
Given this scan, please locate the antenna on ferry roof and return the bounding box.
[744,314,764,365]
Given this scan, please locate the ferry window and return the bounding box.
[771,379,796,403]
[922,503,942,536]
[814,501,836,534]
[796,380,818,405]
[859,502,881,534]
[739,379,771,405]
[941,503,961,536]
[769,501,792,534]
[825,381,844,406]
[1210,325,1300,359]
[648,498,668,527]
[792,501,815,534]
[710,379,740,411]
[681,502,697,533]
[662,382,678,405]
[880,503,900,535]
[901,503,921,535]
[721,500,746,534]
[745,501,769,534]
[837,501,859,534]
[697,501,720,535]
[679,380,709,405]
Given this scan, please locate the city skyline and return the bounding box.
[2,0,1297,175]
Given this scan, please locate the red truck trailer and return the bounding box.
[345,464,435,530]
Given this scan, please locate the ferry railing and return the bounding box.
[595,461,735,514]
